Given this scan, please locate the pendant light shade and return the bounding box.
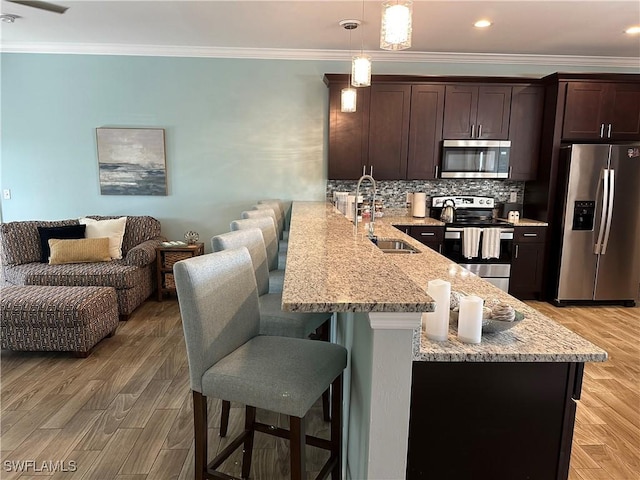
[352,55,372,87]
[380,0,413,50]
[341,87,358,113]
[340,19,360,113]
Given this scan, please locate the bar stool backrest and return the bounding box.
[230,217,279,271]
[173,248,260,393]
[211,228,270,296]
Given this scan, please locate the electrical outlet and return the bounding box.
[2,189,10,200]
[509,191,517,203]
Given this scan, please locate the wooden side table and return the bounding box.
[156,243,205,301]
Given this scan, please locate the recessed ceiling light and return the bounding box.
[625,25,640,34]
[474,19,492,28]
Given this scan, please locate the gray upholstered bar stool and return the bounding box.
[174,248,345,480]
[241,207,286,252]
[212,228,333,430]
[212,228,329,338]
[230,216,285,293]
[258,199,287,238]
[242,208,288,269]
[252,204,285,244]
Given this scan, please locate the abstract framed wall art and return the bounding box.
[96,127,168,195]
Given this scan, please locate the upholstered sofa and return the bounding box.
[0,216,164,317]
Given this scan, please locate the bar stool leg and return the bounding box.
[316,321,332,422]
[290,415,306,480]
[322,390,331,422]
[192,391,208,480]
[331,375,343,480]
[241,406,256,479]
[220,400,230,437]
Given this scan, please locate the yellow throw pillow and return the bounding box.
[48,237,112,265]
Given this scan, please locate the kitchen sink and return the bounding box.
[371,238,419,254]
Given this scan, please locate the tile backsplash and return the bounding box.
[326,179,525,210]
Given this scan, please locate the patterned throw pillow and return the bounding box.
[79,216,127,259]
[48,238,112,264]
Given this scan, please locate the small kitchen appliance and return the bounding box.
[440,140,511,179]
[439,199,456,223]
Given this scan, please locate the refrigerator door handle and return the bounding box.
[594,169,609,255]
[601,169,615,255]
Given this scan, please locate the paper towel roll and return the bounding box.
[412,192,426,218]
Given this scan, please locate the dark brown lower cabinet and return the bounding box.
[395,225,444,254]
[407,361,583,480]
[510,227,547,300]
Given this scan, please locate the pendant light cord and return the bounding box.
[348,28,353,89]
[360,0,365,54]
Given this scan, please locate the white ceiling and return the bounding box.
[1,0,639,67]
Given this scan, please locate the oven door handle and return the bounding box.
[445,228,514,240]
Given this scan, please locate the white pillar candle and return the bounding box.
[424,279,450,342]
[457,295,483,344]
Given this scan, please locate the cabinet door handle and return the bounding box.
[508,166,512,179]
[607,124,612,138]
[523,233,538,237]
[478,124,482,138]
[435,165,439,178]
[471,124,475,138]
[600,124,605,138]
[438,244,442,254]
[370,165,374,176]
[420,232,435,236]
[362,165,366,176]
[515,244,519,258]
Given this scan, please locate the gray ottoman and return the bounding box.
[1,286,119,357]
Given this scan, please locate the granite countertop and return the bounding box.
[386,212,548,227]
[383,215,445,227]
[281,203,436,313]
[283,202,607,363]
[500,218,549,227]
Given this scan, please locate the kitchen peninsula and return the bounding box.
[282,202,606,480]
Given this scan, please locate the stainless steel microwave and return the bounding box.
[440,140,510,179]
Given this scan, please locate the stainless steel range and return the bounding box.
[430,196,514,292]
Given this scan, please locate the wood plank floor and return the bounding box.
[1,299,638,479]
[528,301,640,480]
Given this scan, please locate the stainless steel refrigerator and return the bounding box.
[555,143,640,306]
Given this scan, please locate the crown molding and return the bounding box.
[1,42,638,68]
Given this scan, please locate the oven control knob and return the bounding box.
[435,199,442,206]
[479,199,485,204]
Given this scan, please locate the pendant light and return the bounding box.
[340,20,359,113]
[341,87,357,113]
[380,0,413,51]
[351,0,371,87]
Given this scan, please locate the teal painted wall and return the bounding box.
[1,53,636,243]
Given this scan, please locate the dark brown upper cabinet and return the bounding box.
[508,85,544,181]
[562,82,640,141]
[367,84,412,180]
[407,84,445,179]
[443,85,512,140]
[327,83,370,179]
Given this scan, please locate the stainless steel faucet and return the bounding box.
[355,173,377,237]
